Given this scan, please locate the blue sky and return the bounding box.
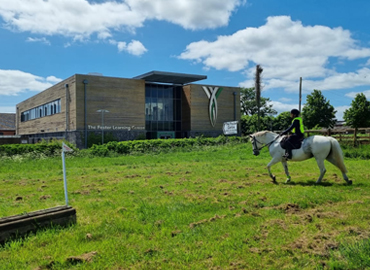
[1,0,370,120]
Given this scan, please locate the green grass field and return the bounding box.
[1,143,370,269]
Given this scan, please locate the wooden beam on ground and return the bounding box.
[0,205,76,244]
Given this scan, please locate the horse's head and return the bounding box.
[249,134,260,156]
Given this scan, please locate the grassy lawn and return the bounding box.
[0,143,369,269]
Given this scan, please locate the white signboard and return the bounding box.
[223,121,239,135]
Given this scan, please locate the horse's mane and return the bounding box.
[253,130,277,137]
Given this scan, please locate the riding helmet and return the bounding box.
[291,109,300,116]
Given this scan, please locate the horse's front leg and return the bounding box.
[266,158,280,183]
[282,160,291,183]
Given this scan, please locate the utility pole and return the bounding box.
[299,77,302,112]
[255,65,263,131]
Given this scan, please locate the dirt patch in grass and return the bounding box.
[286,233,339,257]
[66,251,98,264]
[189,214,226,228]
[280,203,301,214]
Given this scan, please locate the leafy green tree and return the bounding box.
[240,87,277,116]
[272,111,292,131]
[240,114,274,135]
[343,93,370,146]
[302,89,337,129]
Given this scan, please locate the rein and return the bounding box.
[252,134,280,152]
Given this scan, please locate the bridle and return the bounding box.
[250,134,280,156]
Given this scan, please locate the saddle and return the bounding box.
[280,135,304,150]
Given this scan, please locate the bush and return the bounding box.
[342,143,370,159]
[87,136,247,157]
[0,140,77,158]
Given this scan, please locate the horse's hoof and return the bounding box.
[347,180,353,185]
[286,178,291,183]
[272,176,277,183]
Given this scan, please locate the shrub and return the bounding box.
[87,136,247,157]
[0,140,77,158]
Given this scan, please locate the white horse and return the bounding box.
[249,131,352,185]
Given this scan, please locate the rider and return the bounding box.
[280,109,304,160]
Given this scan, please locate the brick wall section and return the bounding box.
[0,113,16,135]
[75,74,145,131]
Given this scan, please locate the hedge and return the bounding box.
[0,136,249,158]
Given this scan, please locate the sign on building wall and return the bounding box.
[223,121,238,135]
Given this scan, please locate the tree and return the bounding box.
[272,111,292,131]
[240,114,274,135]
[240,87,277,117]
[302,89,337,129]
[343,93,370,146]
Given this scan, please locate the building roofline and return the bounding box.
[133,70,207,85]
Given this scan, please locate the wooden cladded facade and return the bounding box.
[16,73,240,148]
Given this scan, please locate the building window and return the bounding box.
[20,99,61,122]
[145,84,181,132]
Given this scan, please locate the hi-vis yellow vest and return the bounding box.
[292,117,304,134]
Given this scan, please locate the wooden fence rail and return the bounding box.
[0,205,76,244]
[304,128,370,144]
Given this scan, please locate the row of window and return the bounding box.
[21,99,61,122]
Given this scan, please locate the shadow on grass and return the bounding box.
[285,180,357,187]
[284,180,333,187]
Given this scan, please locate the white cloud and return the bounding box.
[179,16,370,93]
[26,37,51,45]
[0,0,142,39]
[124,40,147,56]
[279,97,292,102]
[110,39,147,56]
[0,0,244,40]
[269,100,299,115]
[345,89,370,99]
[126,0,245,30]
[335,105,350,121]
[0,69,62,96]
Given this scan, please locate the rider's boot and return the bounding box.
[283,147,292,160]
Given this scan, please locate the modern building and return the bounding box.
[16,71,240,148]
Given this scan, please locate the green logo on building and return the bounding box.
[202,86,223,127]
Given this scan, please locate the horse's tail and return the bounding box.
[326,137,348,174]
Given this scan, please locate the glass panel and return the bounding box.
[151,85,157,99]
[175,100,181,121]
[164,87,170,98]
[157,122,164,131]
[175,87,182,99]
[145,97,151,121]
[175,121,181,131]
[157,88,164,99]
[145,87,151,98]
[164,99,173,121]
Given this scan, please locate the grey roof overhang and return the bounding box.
[133,71,207,85]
